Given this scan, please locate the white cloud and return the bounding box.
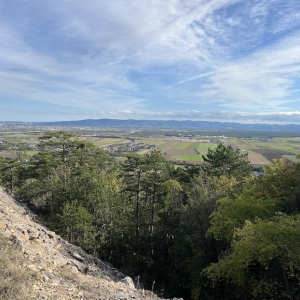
[2,108,299,125]
[0,0,300,122]
[174,29,300,110]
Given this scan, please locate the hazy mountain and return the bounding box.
[33,119,300,131]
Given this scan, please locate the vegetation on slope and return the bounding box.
[0,235,33,300]
[0,130,300,299]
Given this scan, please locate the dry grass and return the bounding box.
[59,265,109,299]
[0,236,33,300]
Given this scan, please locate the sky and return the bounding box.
[1,0,300,124]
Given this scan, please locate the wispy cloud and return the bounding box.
[172,30,300,110]
[0,0,300,122]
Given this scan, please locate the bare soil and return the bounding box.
[248,153,271,165]
[251,149,294,161]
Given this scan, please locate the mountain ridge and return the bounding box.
[16,118,300,131]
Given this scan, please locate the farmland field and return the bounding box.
[0,152,18,159]
[92,138,125,146]
[249,149,295,161]
[24,150,39,156]
[166,149,198,155]
[219,137,300,165]
[282,155,300,163]
[1,129,299,166]
[247,153,271,166]
[195,143,218,152]
[136,139,218,164]
[135,139,168,147]
[171,142,198,150]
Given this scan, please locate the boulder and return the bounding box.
[121,276,135,289]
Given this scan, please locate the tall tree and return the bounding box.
[38,130,78,163]
[205,214,300,299]
[0,158,22,193]
[203,144,252,180]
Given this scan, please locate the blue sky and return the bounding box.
[1,0,300,124]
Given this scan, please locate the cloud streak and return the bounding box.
[0,0,300,123]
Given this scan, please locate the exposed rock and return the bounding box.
[121,276,135,289]
[70,251,85,262]
[29,232,40,240]
[9,233,23,249]
[0,186,179,300]
[47,231,56,239]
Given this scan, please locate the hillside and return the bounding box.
[0,187,181,300]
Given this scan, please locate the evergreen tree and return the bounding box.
[203,144,252,180]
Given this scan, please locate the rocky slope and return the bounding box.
[0,187,182,300]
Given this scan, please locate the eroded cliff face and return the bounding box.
[0,187,182,300]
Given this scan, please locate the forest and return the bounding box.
[0,130,300,300]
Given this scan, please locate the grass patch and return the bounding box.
[196,143,217,152]
[93,138,124,146]
[0,236,34,300]
[282,155,300,163]
[24,150,39,156]
[158,141,179,150]
[171,142,193,150]
[243,142,256,148]
[171,142,217,151]
[135,139,167,147]
[166,142,218,162]
[273,146,296,150]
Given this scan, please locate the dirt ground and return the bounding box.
[0,152,18,159]
[248,153,271,165]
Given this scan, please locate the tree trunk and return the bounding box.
[136,170,141,243]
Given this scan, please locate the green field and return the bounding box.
[170,142,217,151]
[93,138,124,146]
[24,150,39,156]
[246,139,300,152]
[135,140,218,163]
[135,139,168,147]
[171,142,197,150]
[220,138,300,153]
[259,143,296,151]
[282,155,300,163]
[240,141,256,148]
[196,143,218,152]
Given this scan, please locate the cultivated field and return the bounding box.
[1,130,299,166]
[0,152,18,159]
[219,137,300,166]
[134,139,218,164]
[282,155,300,163]
[249,149,295,161]
[166,149,198,155]
[79,137,126,146]
[247,153,271,166]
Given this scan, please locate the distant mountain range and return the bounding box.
[30,118,300,131]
